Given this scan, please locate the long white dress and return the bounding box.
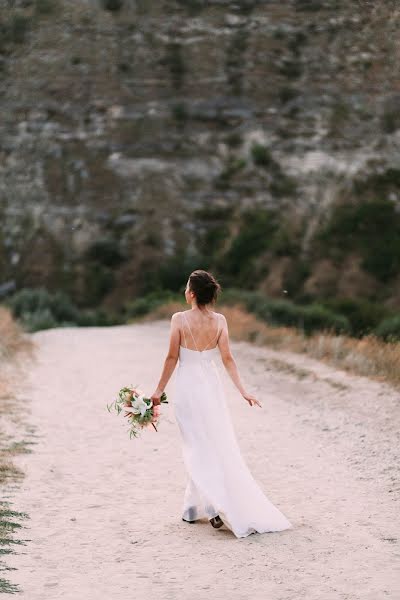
[173,311,293,539]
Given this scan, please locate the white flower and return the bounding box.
[129,397,152,417]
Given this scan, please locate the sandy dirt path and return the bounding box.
[5,320,400,599]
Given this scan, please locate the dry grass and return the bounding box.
[0,306,33,593]
[0,306,33,481]
[0,305,33,362]
[141,302,400,388]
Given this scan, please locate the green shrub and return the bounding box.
[353,168,400,196]
[381,109,400,134]
[278,87,299,104]
[374,316,400,342]
[85,238,123,267]
[251,144,275,168]
[124,290,183,319]
[7,287,123,331]
[270,174,297,197]
[279,59,302,79]
[300,304,350,335]
[82,266,115,305]
[215,159,246,190]
[7,288,80,332]
[156,253,201,293]
[223,209,277,281]
[161,42,185,89]
[171,103,188,123]
[21,308,58,332]
[101,0,123,11]
[224,132,242,148]
[322,298,392,337]
[35,0,58,15]
[220,289,350,335]
[8,14,30,44]
[9,288,79,323]
[317,199,400,282]
[294,0,323,10]
[175,0,205,15]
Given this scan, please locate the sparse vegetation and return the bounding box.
[317,198,400,282]
[2,13,30,45]
[101,0,124,12]
[171,102,188,124]
[0,308,32,594]
[374,315,400,342]
[35,0,58,16]
[7,288,122,332]
[215,158,246,190]
[222,209,277,285]
[225,27,249,95]
[381,107,400,134]
[161,42,186,89]
[251,144,275,168]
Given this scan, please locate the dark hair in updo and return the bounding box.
[188,270,221,307]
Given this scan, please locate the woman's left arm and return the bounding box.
[150,312,181,405]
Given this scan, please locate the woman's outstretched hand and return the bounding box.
[243,393,262,407]
[150,389,163,406]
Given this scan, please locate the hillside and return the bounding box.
[0,0,399,309]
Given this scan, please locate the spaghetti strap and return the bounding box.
[182,311,199,351]
[180,313,188,348]
[203,313,221,351]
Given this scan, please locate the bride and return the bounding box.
[150,269,292,538]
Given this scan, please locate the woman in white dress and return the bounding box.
[150,270,292,538]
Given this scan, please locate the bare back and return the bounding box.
[179,310,222,352]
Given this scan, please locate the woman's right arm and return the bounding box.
[218,314,262,408]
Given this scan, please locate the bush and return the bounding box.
[171,103,188,123]
[8,288,79,325]
[279,59,302,79]
[294,0,323,10]
[317,198,400,282]
[20,308,58,332]
[300,304,349,335]
[7,288,124,331]
[251,144,275,168]
[381,109,400,134]
[85,238,123,267]
[215,159,246,190]
[278,86,299,104]
[124,291,183,319]
[35,0,58,15]
[7,288,78,333]
[8,14,30,44]
[374,316,400,342]
[322,298,392,337]
[161,42,185,89]
[223,209,277,282]
[220,289,350,335]
[101,0,123,11]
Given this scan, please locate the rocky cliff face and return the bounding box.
[1,0,399,309]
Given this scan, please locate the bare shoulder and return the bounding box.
[171,311,183,322]
[214,312,227,325]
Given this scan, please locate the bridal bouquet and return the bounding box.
[107,386,168,439]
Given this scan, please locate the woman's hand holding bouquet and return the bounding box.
[107,385,168,439]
